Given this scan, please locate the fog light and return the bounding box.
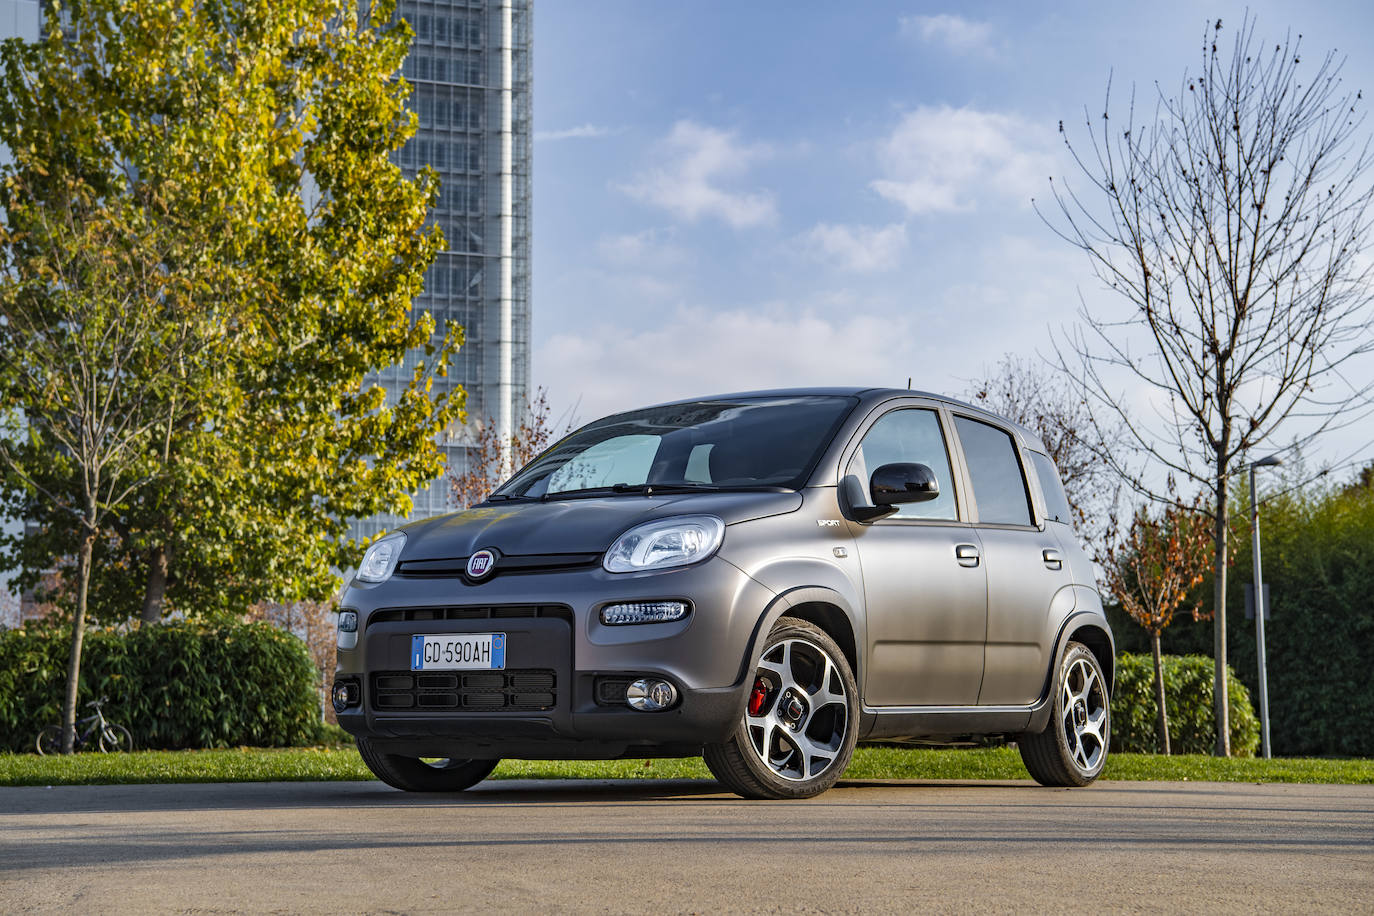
[331,680,360,712]
[337,610,358,650]
[599,601,690,626]
[626,678,678,711]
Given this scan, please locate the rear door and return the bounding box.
[846,406,988,707]
[949,415,1072,706]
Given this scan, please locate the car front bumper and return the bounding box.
[334,556,777,758]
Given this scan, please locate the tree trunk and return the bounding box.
[1151,630,1171,755]
[61,526,96,754]
[139,543,170,623]
[1213,470,1231,757]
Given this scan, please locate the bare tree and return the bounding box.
[448,389,573,509]
[0,183,213,752]
[1101,498,1214,754]
[965,354,1124,544]
[1044,16,1374,754]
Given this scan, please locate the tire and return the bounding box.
[704,618,858,800]
[35,725,62,756]
[99,724,133,753]
[356,738,499,792]
[1020,641,1110,787]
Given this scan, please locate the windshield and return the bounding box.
[492,396,858,500]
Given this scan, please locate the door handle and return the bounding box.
[955,544,980,567]
[1043,548,1063,571]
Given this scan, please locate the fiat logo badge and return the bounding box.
[466,548,497,581]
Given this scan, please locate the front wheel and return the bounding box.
[1020,641,1110,787]
[35,725,63,756]
[99,724,133,753]
[704,618,858,800]
[357,738,499,792]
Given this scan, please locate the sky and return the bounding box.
[530,0,1374,477]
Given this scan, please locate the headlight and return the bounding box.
[354,532,406,584]
[603,516,725,573]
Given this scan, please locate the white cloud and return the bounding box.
[537,305,919,422]
[618,121,777,228]
[870,106,1056,215]
[596,228,690,270]
[534,123,611,141]
[802,222,907,273]
[899,14,994,55]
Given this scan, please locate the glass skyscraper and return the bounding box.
[0,0,39,622]
[353,0,532,541]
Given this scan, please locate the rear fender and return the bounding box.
[1025,606,1116,734]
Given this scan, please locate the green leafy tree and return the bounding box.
[0,0,461,623]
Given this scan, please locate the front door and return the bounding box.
[847,407,988,707]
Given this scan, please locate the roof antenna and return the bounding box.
[906,377,912,390]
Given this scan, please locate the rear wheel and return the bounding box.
[704,618,858,800]
[1020,641,1110,787]
[99,724,133,753]
[35,725,62,756]
[357,738,499,792]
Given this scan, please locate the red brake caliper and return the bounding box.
[747,677,769,716]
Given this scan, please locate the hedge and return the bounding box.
[1111,653,1260,756]
[0,621,321,752]
[1108,474,1374,758]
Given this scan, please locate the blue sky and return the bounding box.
[530,0,1374,471]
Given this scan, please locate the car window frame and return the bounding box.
[835,399,971,526]
[1026,449,1069,526]
[946,411,1043,531]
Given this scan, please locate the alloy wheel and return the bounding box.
[1060,655,1108,774]
[744,636,850,782]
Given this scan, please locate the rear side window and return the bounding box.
[1029,451,1072,524]
[953,416,1033,526]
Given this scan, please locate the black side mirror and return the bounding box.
[871,463,940,506]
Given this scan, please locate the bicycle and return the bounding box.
[35,697,134,755]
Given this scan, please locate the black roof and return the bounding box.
[626,387,1046,451]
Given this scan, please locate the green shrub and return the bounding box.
[0,621,320,752]
[1111,653,1260,756]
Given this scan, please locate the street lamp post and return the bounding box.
[1250,454,1281,759]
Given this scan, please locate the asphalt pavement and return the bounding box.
[2,778,1371,913]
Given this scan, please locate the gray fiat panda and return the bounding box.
[334,388,1113,799]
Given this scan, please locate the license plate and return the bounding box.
[410,633,506,671]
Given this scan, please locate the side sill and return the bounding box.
[861,704,1040,740]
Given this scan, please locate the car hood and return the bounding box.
[397,490,803,560]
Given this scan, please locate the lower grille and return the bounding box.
[594,676,634,707]
[370,670,557,712]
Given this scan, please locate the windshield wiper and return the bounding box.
[612,482,727,495]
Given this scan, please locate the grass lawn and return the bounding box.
[1,745,1371,787]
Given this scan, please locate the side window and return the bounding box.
[846,409,958,520]
[1029,451,1072,524]
[953,417,1033,527]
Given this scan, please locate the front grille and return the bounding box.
[370,669,557,712]
[368,604,573,626]
[395,554,600,578]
